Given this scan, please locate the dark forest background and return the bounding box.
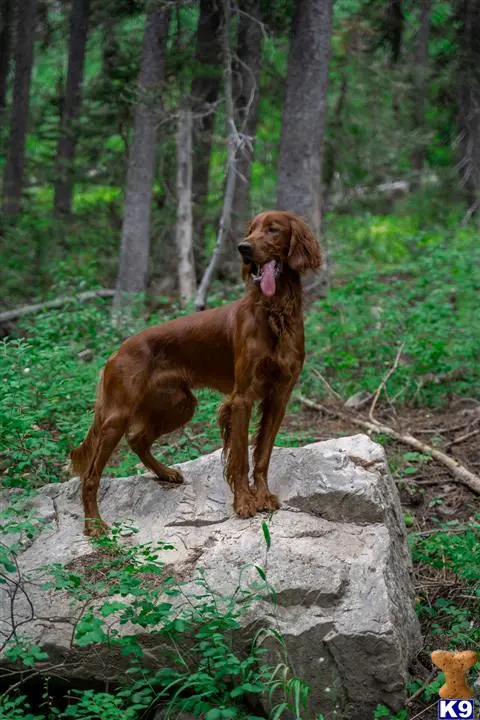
[1,0,479,308]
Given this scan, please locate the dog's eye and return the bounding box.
[267,226,280,234]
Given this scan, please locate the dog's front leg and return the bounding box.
[219,389,257,517]
[252,381,296,512]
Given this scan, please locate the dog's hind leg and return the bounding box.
[127,388,197,483]
[82,412,128,537]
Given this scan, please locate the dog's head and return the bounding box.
[238,211,322,297]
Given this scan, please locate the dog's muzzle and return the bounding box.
[237,241,253,264]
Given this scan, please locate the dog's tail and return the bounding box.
[70,373,105,477]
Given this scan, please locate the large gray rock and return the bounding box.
[0,435,421,718]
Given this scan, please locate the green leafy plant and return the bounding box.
[0,694,43,720]
[410,516,480,654]
[373,705,408,720]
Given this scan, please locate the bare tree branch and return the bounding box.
[175,104,196,302]
[368,341,405,422]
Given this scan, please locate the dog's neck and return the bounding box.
[247,269,303,335]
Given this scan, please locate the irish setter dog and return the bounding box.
[71,211,321,536]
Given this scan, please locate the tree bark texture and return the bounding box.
[2,0,37,215]
[54,0,90,215]
[191,0,222,267]
[411,0,432,180]
[456,0,480,208]
[277,0,333,240]
[196,0,237,311]
[176,106,196,302]
[114,6,169,307]
[0,0,13,111]
[223,0,263,276]
[387,0,404,65]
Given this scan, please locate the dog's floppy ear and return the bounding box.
[287,215,322,273]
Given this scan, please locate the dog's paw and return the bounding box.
[156,468,184,485]
[166,467,184,484]
[234,493,257,518]
[84,518,110,538]
[254,492,280,513]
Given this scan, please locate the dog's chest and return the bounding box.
[267,311,287,337]
[254,321,304,384]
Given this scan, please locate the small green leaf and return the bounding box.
[255,565,266,580]
[205,710,222,720]
[262,521,271,550]
[100,601,127,616]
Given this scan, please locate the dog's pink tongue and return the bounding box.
[260,260,276,297]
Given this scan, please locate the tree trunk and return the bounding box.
[0,0,13,112]
[223,0,263,278]
[113,6,169,309]
[276,0,333,290]
[456,0,480,210]
[2,0,37,216]
[176,105,196,303]
[53,0,90,215]
[37,0,53,50]
[196,0,237,312]
[388,0,404,65]
[191,0,222,270]
[411,0,432,183]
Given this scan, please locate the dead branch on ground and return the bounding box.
[445,427,480,449]
[0,290,115,325]
[368,342,405,421]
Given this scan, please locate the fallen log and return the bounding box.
[0,290,115,324]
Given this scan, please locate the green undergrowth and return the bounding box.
[410,515,480,646]
[406,516,480,709]
[304,214,480,406]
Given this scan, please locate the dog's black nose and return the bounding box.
[237,242,253,262]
